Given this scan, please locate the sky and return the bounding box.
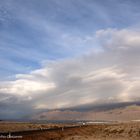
[0,0,140,119]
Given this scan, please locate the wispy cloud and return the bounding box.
[1,0,140,79]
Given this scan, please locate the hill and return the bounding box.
[31,105,140,121]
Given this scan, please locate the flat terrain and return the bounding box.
[0,122,140,140]
[0,121,66,132]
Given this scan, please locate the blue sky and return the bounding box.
[0,0,140,79]
[1,0,140,118]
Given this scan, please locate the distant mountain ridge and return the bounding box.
[31,104,140,121]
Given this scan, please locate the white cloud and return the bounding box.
[0,28,140,117]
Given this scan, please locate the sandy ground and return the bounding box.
[62,122,140,140]
[0,121,66,132]
[0,122,140,140]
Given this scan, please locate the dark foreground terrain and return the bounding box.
[0,121,140,140]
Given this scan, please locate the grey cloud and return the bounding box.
[0,93,35,119]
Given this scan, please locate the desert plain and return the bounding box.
[0,121,140,140]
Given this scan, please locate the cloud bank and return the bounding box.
[0,28,140,118]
